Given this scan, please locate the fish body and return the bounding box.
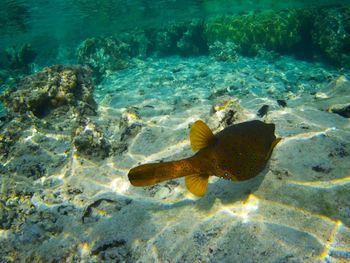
[128,120,281,197]
[257,105,269,117]
[277,99,287,108]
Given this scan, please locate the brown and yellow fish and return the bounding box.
[128,120,281,197]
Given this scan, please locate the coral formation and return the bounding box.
[4,44,37,73]
[0,64,114,261]
[72,121,111,160]
[0,64,102,181]
[0,174,36,230]
[76,19,209,81]
[0,65,96,118]
[119,31,150,58]
[312,6,350,67]
[77,37,131,82]
[74,6,350,71]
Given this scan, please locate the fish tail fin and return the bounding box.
[185,174,210,197]
[128,159,193,186]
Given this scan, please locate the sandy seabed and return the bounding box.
[1,55,350,262]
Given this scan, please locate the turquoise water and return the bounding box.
[1,1,350,262]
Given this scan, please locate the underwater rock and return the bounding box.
[77,37,131,82]
[0,114,71,179]
[119,108,142,142]
[72,120,111,160]
[204,9,314,56]
[91,239,130,261]
[175,19,208,56]
[0,110,73,251]
[211,98,246,128]
[0,172,37,230]
[119,30,150,58]
[0,64,96,118]
[0,115,23,160]
[328,103,350,118]
[312,6,350,67]
[5,136,68,179]
[120,122,142,142]
[0,193,35,230]
[4,44,37,73]
[0,44,37,86]
[81,198,130,224]
[311,76,350,115]
[0,64,100,238]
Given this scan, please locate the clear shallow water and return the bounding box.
[1,0,350,50]
[1,1,350,262]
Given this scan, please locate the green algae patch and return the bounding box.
[312,6,350,67]
[204,9,315,56]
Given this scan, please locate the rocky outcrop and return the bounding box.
[0,64,96,118]
[77,37,132,82]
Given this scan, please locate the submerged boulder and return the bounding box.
[0,64,96,118]
[328,103,350,118]
[77,37,131,82]
[72,120,111,160]
[0,64,100,180]
[4,43,37,73]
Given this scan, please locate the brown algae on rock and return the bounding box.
[0,65,96,118]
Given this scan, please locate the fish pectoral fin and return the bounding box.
[185,174,209,197]
[190,120,215,151]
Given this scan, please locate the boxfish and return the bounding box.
[128,120,281,197]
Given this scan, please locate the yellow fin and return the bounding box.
[190,120,215,151]
[185,174,209,197]
[265,137,282,160]
[272,138,282,148]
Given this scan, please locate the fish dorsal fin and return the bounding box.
[190,120,215,151]
[185,174,209,197]
[265,138,282,160]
